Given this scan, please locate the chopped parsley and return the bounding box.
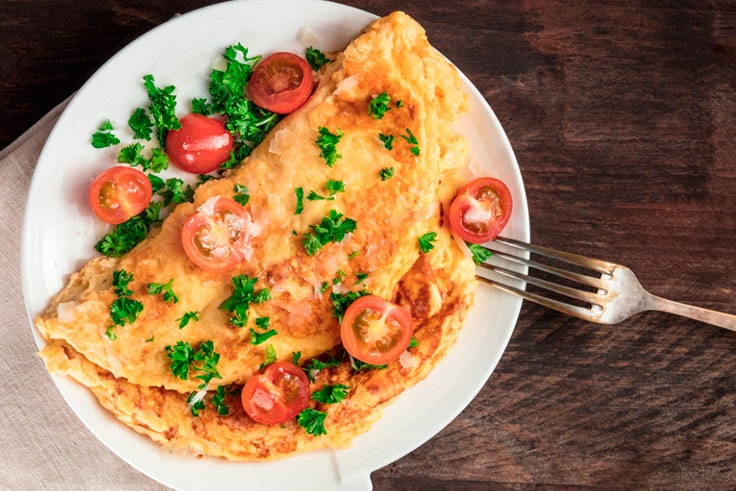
[260,344,277,370]
[350,356,387,372]
[112,269,134,297]
[187,392,206,416]
[418,232,437,253]
[468,243,493,264]
[378,133,395,151]
[295,187,305,215]
[153,177,194,206]
[211,386,230,416]
[379,167,395,180]
[95,202,161,258]
[307,179,345,201]
[291,351,302,365]
[142,74,181,146]
[306,46,330,71]
[233,183,250,206]
[117,143,168,172]
[207,43,279,167]
[400,128,421,156]
[91,120,120,148]
[128,107,153,140]
[219,274,271,328]
[109,297,144,327]
[297,408,328,436]
[311,384,349,404]
[316,127,343,167]
[368,92,391,119]
[303,210,357,256]
[107,269,143,339]
[409,336,419,348]
[177,311,199,329]
[330,289,369,322]
[355,272,369,285]
[147,279,179,303]
[250,317,278,345]
[164,340,221,388]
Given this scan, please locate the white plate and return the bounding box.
[21,0,529,489]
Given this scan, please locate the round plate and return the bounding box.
[21,1,529,489]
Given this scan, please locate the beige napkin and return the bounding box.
[0,100,168,490]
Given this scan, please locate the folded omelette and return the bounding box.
[35,11,478,460]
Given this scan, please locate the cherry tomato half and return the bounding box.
[180,197,256,272]
[248,52,314,114]
[88,166,152,225]
[241,361,310,425]
[341,295,414,365]
[166,113,233,174]
[448,177,513,243]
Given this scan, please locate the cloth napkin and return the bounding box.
[0,100,168,490]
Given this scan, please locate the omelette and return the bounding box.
[35,11,479,460]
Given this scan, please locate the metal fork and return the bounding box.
[476,237,736,331]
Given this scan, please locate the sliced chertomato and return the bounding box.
[241,361,310,425]
[180,197,257,271]
[448,177,512,243]
[248,52,314,114]
[341,295,414,365]
[88,166,152,225]
[165,113,233,174]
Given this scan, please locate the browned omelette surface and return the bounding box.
[35,11,478,460]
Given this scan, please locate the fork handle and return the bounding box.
[646,294,736,331]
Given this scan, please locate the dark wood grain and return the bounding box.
[3,0,735,489]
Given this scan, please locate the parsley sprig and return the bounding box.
[219,274,271,328]
[142,74,182,147]
[316,127,343,167]
[302,210,357,256]
[95,202,161,257]
[306,46,331,71]
[91,120,120,148]
[368,92,391,120]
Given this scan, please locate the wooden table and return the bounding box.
[3,0,735,489]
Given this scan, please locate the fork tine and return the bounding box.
[482,276,595,321]
[493,236,614,275]
[483,245,606,290]
[479,261,605,306]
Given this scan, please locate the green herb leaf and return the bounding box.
[250,328,278,345]
[303,210,357,256]
[400,128,420,156]
[259,344,277,370]
[297,408,328,436]
[355,272,369,285]
[291,351,302,365]
[166,341,196,380]
[91,120,120,148]
[112,269,135,297]
[379,167,395,180]
[94,202,161,257]
[316,127,343,167]
[191,97,212,116]
[110,297,143,327]
[350,356,387,371]
[128,107,153,140]
[418,232,437,253]
[467,243,493,264]
[311,384,349,404]
[368,92,391,120]
[211,385,230,415]
[220,275,271,328]
[306,46,330,70]
[158,178,194,206]
[142,74,181,146]
[295,187,304,215]
[409,336,419,348]
[147,278,179,303]
[187,392,206,417]
[330,289,370,322]
[233,183,250,206]
[378,133,395,151]
[177,311,200,329]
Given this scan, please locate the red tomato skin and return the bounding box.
[88,166,152,225]
[241,361,310,425]
[180,197,252,272]
[248,52,314,114]
[448,177,513,243]
[340,295,414,365]
[166,113,233,174]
